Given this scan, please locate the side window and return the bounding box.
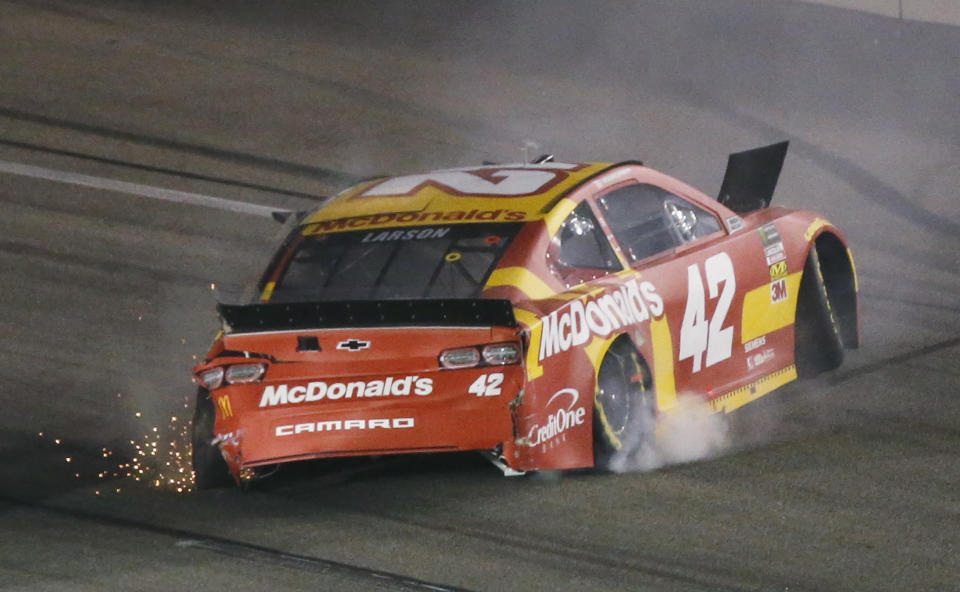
[548,202,620,285]
[598,184,721,263]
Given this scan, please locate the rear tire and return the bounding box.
[795,245,844,378]
[192,389,235,489]
[593,339,655,470]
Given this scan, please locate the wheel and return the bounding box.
[191,389,235,489]
[795,245,844,378]
[593,339,656,470]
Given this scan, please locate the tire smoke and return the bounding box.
[609,395,729,473]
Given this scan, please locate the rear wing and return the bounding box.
[218,299,518,333]
[717,141,789,214]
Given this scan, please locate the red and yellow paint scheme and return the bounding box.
[192,151,859,486]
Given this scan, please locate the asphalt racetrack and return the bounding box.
[1,2,958,590]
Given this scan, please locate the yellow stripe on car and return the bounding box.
[486,266,557,300]
[588,334,625,451]
[260,281,276,302]
[804,217,830,241]
[544,197,579,237]
[649,316,678,412]
[847,248,858,292]
[512,308,545,381]
[740,272,802,342]
[708,365,798,413]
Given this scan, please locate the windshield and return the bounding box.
[264,223,523,302]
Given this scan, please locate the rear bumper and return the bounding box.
[243,446,461,468]
[211,365,522,471]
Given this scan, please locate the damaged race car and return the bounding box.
[191,143,859,487]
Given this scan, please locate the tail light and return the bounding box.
[225,363,266,383]
[439,342,520,369]
[439,347,481,369]
[482,343,520,365]
[196,362,267,390]
[198,367,224,390]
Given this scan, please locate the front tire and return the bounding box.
[191,389,235,489]
[593,339,655,470]
[795,245,844,378]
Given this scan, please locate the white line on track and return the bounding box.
[0,159,287,218]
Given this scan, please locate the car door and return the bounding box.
[590,177,770,402]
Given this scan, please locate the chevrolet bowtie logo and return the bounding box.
[337,339,370,351]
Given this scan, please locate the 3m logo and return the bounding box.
[770,279,788,303]
[216,395,233,417]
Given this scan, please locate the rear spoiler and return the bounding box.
[717,141,789,214]
[218,299,518,333]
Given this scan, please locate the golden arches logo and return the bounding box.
[216,395,233,417]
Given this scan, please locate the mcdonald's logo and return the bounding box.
[216,395,233,417]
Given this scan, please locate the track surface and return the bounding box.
[1,2,958,590]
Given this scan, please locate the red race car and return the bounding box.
[191,143,859,487]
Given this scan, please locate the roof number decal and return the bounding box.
[360,169,566,198]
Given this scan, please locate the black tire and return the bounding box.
[593,339,656,470]
[795,245,844,379]
[191,389,235,489]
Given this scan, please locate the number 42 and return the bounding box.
[468,373,504,397]
[679,252,736,373]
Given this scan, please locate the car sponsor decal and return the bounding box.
[524,388,586,448]
[765,244,786,266]
[679,252,736,373]
[740,273,802,342]
[747,348,775,371]
[360,227,451,242]
[726,215,745,233]
[259,376,433,407]
[337,339,370,351]
[759,222,786,265]
[758,222,782,247]
[276,417,415,437]
[305,209,526,234]
[216,395,233,417]
[743,335,766,353]
[770,278,788,303]
[759,223,789,302]
[537,279,663,361]
[769,260,788,281]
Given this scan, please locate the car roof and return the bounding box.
[301,162,614,234]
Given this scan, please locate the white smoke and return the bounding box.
[608,395,729,473]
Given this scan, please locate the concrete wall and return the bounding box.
[802,0,960,26]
